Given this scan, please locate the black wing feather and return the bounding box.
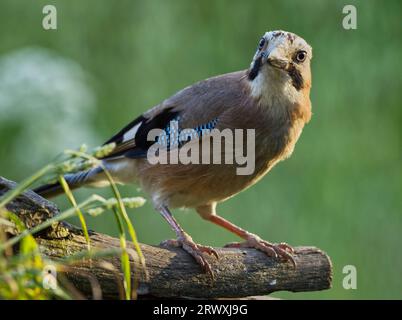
[100,107,180,159]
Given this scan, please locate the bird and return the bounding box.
[34,30,313,276]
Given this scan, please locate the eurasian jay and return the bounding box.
[35,30,313,276]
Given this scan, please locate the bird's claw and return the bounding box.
[160,234,219,279]
[224,235,296,268]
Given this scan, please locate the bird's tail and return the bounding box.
[33,168,101,199]
[33,181,67,198]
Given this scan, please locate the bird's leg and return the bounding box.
[206,214,296,266]
[157,206,219,277]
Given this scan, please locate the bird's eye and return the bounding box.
[258,38,265,50]
[295,50,307,63]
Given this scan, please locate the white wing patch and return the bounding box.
[122,122,142,142]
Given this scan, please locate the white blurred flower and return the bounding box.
[0,47,98,172]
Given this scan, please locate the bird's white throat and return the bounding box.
[249,66,301,107]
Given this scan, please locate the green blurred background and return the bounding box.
[0,0,401,299]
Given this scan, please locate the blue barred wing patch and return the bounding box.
[157,117,219,149]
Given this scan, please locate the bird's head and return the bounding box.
[248,30,312,92]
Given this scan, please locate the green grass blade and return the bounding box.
[0,195,99,253]
[58,175,91,251]
[112,207,131,300]
[0,164,54,208]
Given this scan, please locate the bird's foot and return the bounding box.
[160,233,219,278]
[224,234,296,267]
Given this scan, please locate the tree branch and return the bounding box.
[0,176,333,299]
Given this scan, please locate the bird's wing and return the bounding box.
[100,106,180,159]
[99,70,248,160]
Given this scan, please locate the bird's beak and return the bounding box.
[249,47,289,80]
[267,56,289,70]
[261,49,289,71]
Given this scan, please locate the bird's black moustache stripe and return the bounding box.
[287,65,303,91]
[248,55,263,81]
